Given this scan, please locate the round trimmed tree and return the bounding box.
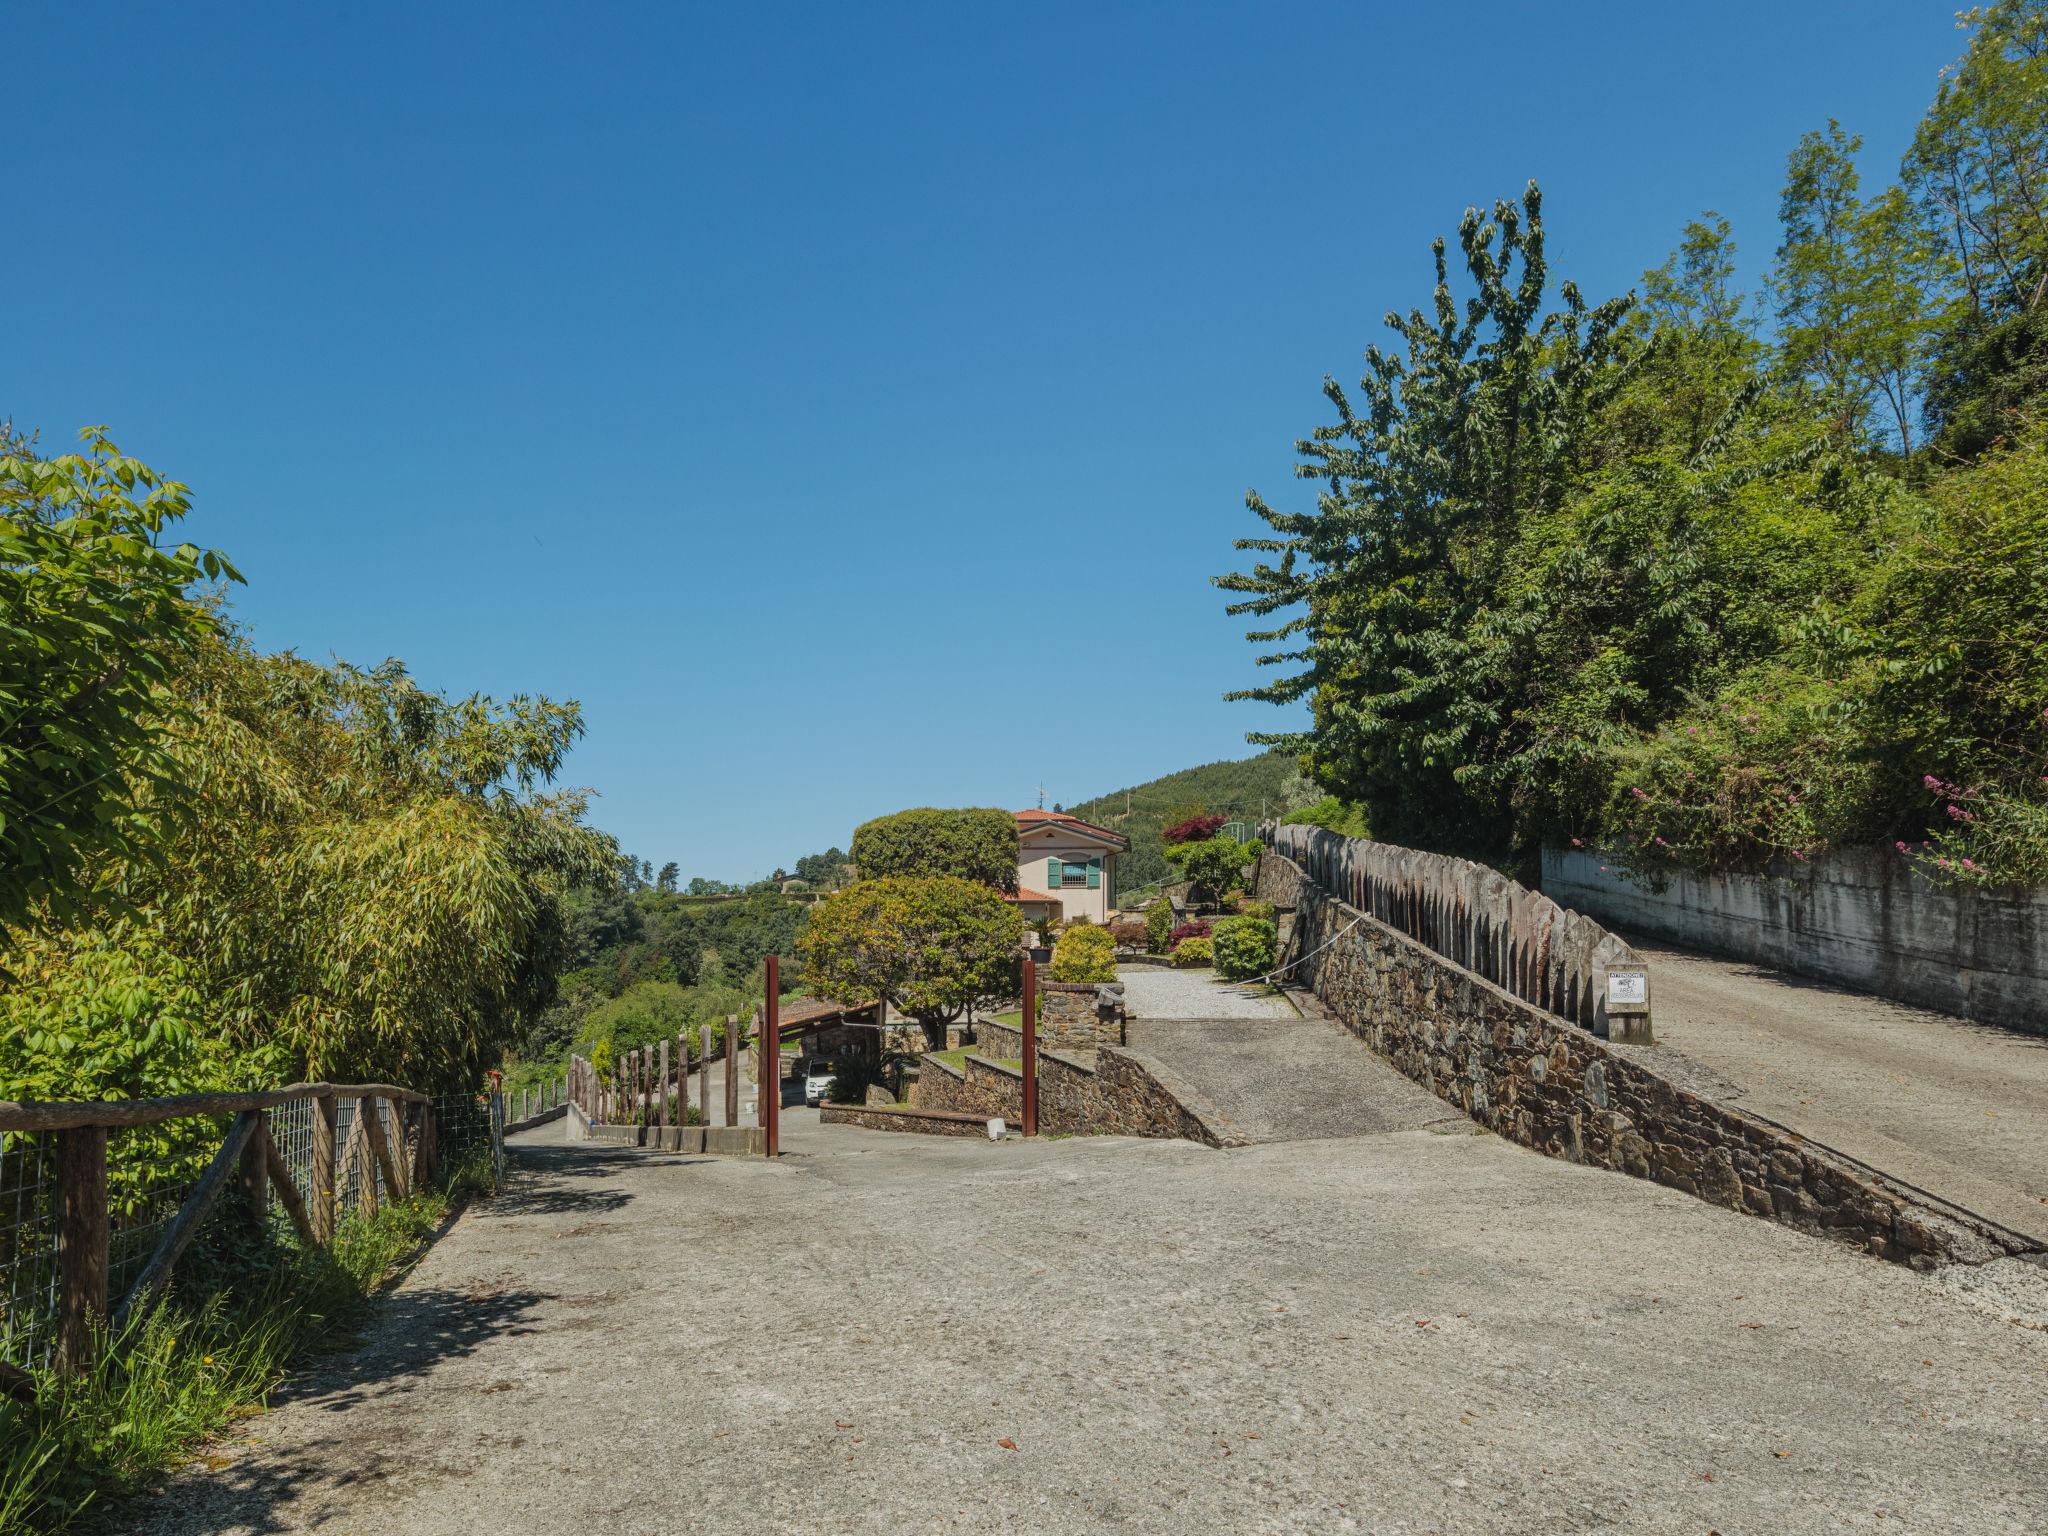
[798,876,1023,1050]
[851,807,1019,891]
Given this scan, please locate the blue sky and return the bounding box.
[10,2,1963,879]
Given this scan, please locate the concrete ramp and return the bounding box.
[1120,969,1464,1143]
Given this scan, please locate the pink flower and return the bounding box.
[1894,840,1908,852]
[1630,787,1647,800]
[1923,774,1941,789]
[1686,726,1698,737]
[1961,858,1977,870]
[1570,837,1584,847]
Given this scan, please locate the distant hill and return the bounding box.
[1062,750,1303,898]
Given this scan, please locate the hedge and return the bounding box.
[1168,937,1213,968]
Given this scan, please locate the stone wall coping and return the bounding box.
[1040,979,1122,993]
[822,1103,992,1127]
[1042,1049,1098,1075]
[966,1055,1023,1081]
[918,1053,966,1080]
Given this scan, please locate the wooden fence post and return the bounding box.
[363,1095,406,1202]
[724,1014,739,1127]
[676,1033,688,1126]
[238,1115,271,1229]
[658,1039,671,1137]
[311,1092,337,1244]
[54,1126,108,1377]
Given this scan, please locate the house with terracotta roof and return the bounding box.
[1013,809,1131,927]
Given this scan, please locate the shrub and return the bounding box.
[1108,920,1148,949]
[798,877,1023,1050]
[1168,937,1213,968]
[1165,835,1261,904]
[1145,900,1174,953]
[851,807,1019,890]
[1211,916,1278,981]
[1281,796,1372,838]
[1168,920,1212,945]
[1236,897,1276,922]
[1162,812,1228,845]
[1049,922,1117,983]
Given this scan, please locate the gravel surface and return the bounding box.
[119,1117,2048,1535]
[1119,966,1301,1021]
[1631,937,2048,1243]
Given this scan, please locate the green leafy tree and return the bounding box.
[0,427,242,932]
[797,877,1021,1050]
[851,808,1018,891]
[656,861,679,894]
[1774,121,1871,443]
[1906,0,2048,454]
[1167,836,1260,905]
[1216,183,1639,859]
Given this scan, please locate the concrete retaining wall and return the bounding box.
[1258,847,2041,1269]
[1543,847,2048,1036]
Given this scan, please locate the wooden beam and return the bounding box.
[118,1110,261,1324]
[0,1082,429,1134]
[658,1039,670,1135]
[724,1014,740,1127]
[340,1101,373,1217]
[261,1126,320,1249]
[413,1101,437,1188]
[54,1126,108,1377]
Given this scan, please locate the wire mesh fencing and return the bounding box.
[0,1085,500,1375]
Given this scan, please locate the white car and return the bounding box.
[803,1062,836,1106]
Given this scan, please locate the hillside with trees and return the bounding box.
[1219,0,2048,889]
[1062,750,1313,896]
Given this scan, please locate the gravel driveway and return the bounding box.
[1119,965,1300,1021]
[117,1116,2048,1535]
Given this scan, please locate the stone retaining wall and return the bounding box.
[975,1018,1025,1059]
[1257,848,2042,1269]
[893,1046,1240,1146]
[1038,982,1127,1049]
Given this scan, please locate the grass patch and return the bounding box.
[988,1010,1022,1028]
[927,1049,1022,1075]
[0,1147,494,1534]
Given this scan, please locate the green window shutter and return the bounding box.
[1047,857,1061,888]
[1086,858,1101,889]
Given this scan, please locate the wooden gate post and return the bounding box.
[1021,955,1039,1138]
[54,1126,108,1377]
[311,1092,337,1245]
[724,1014,739,1127]
[764,956,780,1157]
[658,1039,671,1138]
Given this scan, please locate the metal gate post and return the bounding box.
[764,955,781,1157]
[1021,956,1038,1137]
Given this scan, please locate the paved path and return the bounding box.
[123,1116,2048,1535]
[1632,937,2048,1243]
[1120,966,1458,1142]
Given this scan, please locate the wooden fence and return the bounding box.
[0,1082,495,1380]
[570,1011,758,1131]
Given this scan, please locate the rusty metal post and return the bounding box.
[1021,955,1039,1137]
[764,955,780,1157]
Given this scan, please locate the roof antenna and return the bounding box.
[1037,782,1047,810]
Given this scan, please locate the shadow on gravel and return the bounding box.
[104,1281,559,1536]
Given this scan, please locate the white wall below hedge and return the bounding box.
[1541,848,2048,1036]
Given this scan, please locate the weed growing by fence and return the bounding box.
[0,1145,492,1534]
